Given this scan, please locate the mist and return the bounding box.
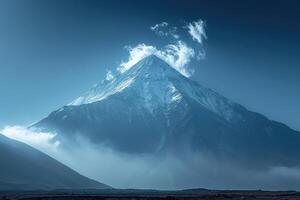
[3,126,300,190]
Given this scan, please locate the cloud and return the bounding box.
[105,70,114,81]
[186,19,207,44]
[150,22,179,39]
[118,44,157,73]
[150,22,168,30]
[119,19,207,77]
[157,41,195,77]
[1,126,60,153]
[118,41,195,77]
[3,125,300,190]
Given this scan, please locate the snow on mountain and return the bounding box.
[68,55,242,122]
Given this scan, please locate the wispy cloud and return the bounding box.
[150,22,179,39]
[150,22,168,31]
[186,19,207,44]
[105,70,114,81]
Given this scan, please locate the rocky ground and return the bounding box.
[1,190,300,200]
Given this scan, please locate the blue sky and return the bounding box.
[0,0,300,130]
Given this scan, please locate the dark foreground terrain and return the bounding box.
[1,189,300,200]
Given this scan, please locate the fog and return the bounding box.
[2,125,300,190]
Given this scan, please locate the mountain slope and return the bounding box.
[0,134,110,190]
[34,55,300,168]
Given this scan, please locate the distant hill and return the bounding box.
[0,134,110,190]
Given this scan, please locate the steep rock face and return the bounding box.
[34,55,300,168]
[0,134,110,190]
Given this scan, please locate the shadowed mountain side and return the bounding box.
[0,134,110,190]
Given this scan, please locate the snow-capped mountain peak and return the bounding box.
[69,55,185,106]
[67,55,242,122]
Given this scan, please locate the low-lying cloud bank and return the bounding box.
[2,126,300,190]
[2,125,60,153]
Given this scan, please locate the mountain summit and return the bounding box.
[69,55,190,108]
[34,55,300,170]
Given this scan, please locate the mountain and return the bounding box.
[33,55,300,168]
[0,133,110,190]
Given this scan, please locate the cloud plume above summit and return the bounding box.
[118,19,207,77]
[118,41,195,77]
